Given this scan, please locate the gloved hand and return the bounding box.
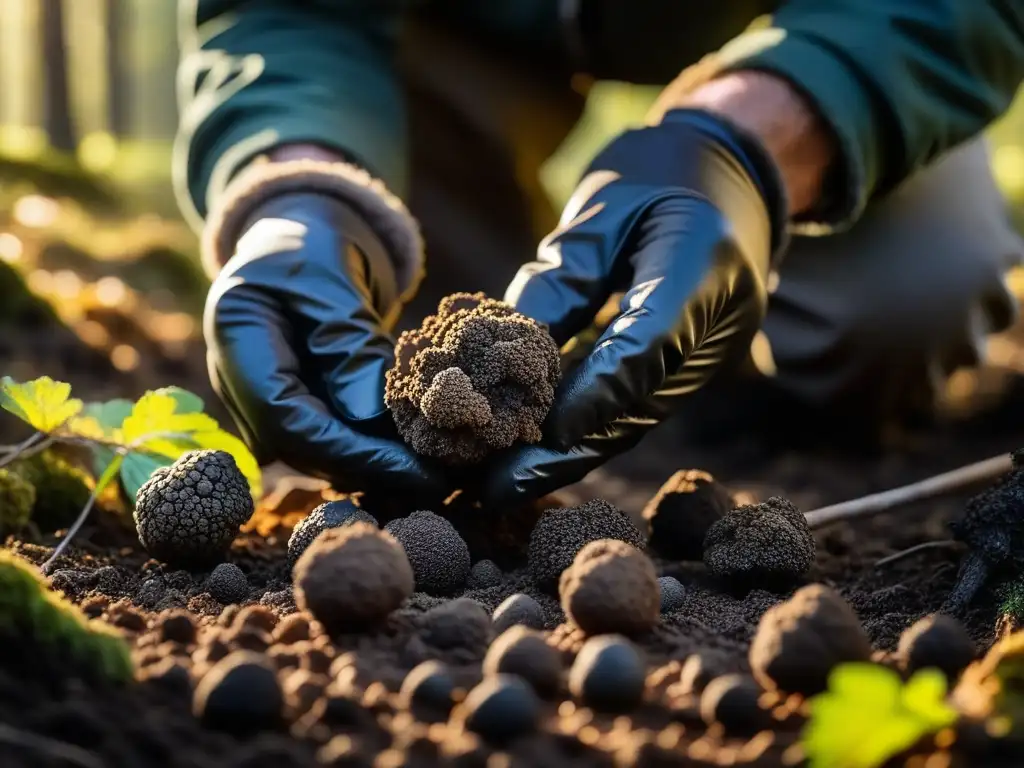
[480,108,789,509]
[204,192,446,506]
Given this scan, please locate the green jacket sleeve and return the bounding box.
[714,0,1024,230]
[174,0,408,229]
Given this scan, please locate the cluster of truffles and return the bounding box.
[134,450,254,566]
[384,292,561,465]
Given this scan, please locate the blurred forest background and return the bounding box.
[0,0,1023,410]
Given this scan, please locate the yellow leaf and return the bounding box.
[65,415,111,441]
[120,391,218,458]
[0,376,83,433]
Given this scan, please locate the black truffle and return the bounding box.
[947,452,1024,612]
[420,597,492,654]
[467,559,503,590]
[483,626,562,698]
[398,660,456,722]
[568,634,646,713]
[658,576,686,614]
[699,674,770,734]
[292,523,414,634]
[287,500,378,569]
[207,563,249,605]
[385,292,561,465]
[703,496,815,590]
[134,450,254,566]
[749,584,872,696]
[454,674,540,744]
[385,510,471,596]
[193,651,283,732]
[897,614,975,683]
[492,593,546,633]
[677,652,731,696]
[643,470,733,561]
[560,539,659,636]
[528,499,647,594]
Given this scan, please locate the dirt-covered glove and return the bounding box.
[204,192,445,505]
[481,108,788,509]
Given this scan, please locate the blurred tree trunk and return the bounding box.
[41,0,77,153]
[105,0,130,137]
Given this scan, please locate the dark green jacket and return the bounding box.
[175,0,1024,233]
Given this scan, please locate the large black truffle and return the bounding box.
[134,450,254,566]
[568,634,646,713]
[703,496,815,591]
[749,583,872,696]
[643,469,733,561]
[528,499,647,594]
[385,292,561,465]
[287,500,378,569]
[385,510,471,596]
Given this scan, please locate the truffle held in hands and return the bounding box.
[384,292,561,465]
[134,450,254,567]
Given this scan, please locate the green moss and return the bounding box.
[0,551,132,684]
[0,468,35,535]
[1000,580,1024,623]
[13,450,92,532]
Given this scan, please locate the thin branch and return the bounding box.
[804,454,1013,529]
[0,432,51,468]
[875,540,962,568]
[0,724,104,768]
[0,431,45,454]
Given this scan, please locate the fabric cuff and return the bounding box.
[201,156,425,303]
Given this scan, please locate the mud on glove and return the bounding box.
[480,108,789,509]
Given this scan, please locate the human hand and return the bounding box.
[479,109,788,509]
[203,191,446,507]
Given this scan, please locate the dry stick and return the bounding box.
[803,453,1014,530]
[874,540,963,568]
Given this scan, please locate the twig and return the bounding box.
[875,540,962,568]
[804,453,1013,529]
[0,724,104,768]
[0,432,52,469]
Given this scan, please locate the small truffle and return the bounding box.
[483,626,562,698]
[749,584,872,696]
[193,651,283,732]
[677,652,731,696]
[385,511,471,596]
[134,450,254,566]
[560,539,659,636]
[568,634,646,713]
[420,598,492,653]
[528,499,647,594]
[454,674,540,744]
[492,593,546,633]
[700,674,770,734]
[292,523,414,634]
[206,563,249,605]
[643,470,733,561]
[385,292,562,465]
[658,576,686,614]
[703,496,815,590]
[287,501,378,568]
[467,560,503,590]
[897,614,975,683]
[398,660,457,722]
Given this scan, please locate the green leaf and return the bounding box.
[120,452,168,502]
[89,444,119,479]
[152,387,204,415]
[0,376,83,433]
[801,663,958,768]
[81,399,134,432]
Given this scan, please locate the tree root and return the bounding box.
[941,551,989,615]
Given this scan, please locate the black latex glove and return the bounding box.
[203,192,445,506]
[480,108,789,509]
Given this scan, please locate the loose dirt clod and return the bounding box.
[206,562,249,605]
[454,674,541,744]
[492,593,545,633]
[703,496,815,591]
[560,539,659,636]
[483,626,562,698]
[897,614,976,683]
[292,523,414,635]
[643,469,734,561]
[385,292,561,465]
[699,674,770,734]
[134,450,254,567]
[658,576,686,614]
[385,510,471,596]
[419,597,492,654]
[749,583,872,696]
[528,499,647,594]
[287,500,378,569]
[568,634,646,713]
[192,651,283,733]
[467,559,503,590]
